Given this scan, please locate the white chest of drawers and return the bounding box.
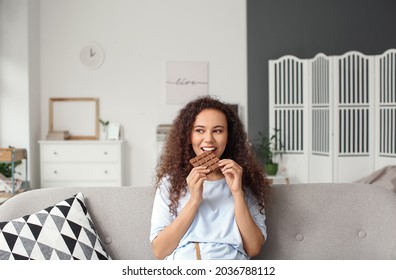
[39,140,124,188]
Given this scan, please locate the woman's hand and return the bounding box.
[219,159,243,194]
[186,166,209,204]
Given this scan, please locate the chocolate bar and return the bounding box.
[189,151,220,173]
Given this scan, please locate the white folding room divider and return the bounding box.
[309,53,334,183]
[332,51,375,183]
[269,49,396,183]
[375,50,396,170]
[268,55,310,182]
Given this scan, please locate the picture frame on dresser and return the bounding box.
[107,122,120,140]
[49,97,100,140]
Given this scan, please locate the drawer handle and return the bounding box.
[54,170,58,174]
[104,170,108,174]
[53,151,58,155]
[104,151,108,155]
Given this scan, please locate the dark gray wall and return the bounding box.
[247,0,396,141]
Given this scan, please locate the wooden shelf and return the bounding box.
[0,148,27,162]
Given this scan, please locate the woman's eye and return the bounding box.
[213,129,223,133]
[195,129,204,133]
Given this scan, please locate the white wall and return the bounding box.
[0,0,29,147]
[39,0,248,187]
[0,0,39,186]
[28,0,41,189]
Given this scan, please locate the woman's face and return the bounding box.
[190,108,228,158]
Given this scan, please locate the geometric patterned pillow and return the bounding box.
[0,193,111,260]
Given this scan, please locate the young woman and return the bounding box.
[150,96,271,260]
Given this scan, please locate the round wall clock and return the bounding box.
[79,43,105,69]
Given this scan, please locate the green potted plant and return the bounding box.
[0,161,22,178]
[255,128,286,176]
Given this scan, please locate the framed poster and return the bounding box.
[166,61,208,104]
[49,98,99,140]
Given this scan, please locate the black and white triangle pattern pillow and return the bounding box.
[0,192,111,260]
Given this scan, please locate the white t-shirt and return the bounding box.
[150,177,267,260]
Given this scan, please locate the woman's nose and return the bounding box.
[204,132,214,142]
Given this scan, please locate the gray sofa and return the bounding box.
[1,183,396,260]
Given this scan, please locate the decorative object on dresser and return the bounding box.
[46,130,71,140]
[39,140,124,188]
[99,119,109,140]
[107,122,121,140]
[49,97,100,140]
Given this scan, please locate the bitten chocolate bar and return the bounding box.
[189,151,220,173]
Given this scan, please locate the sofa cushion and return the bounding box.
[0,192,110,260]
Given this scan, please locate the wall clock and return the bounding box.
[80,43,105,69]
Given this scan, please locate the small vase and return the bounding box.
[100,127,108,140]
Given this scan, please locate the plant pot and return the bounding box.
[265,163,279,176]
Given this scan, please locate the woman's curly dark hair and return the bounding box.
[155,95,271,216]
